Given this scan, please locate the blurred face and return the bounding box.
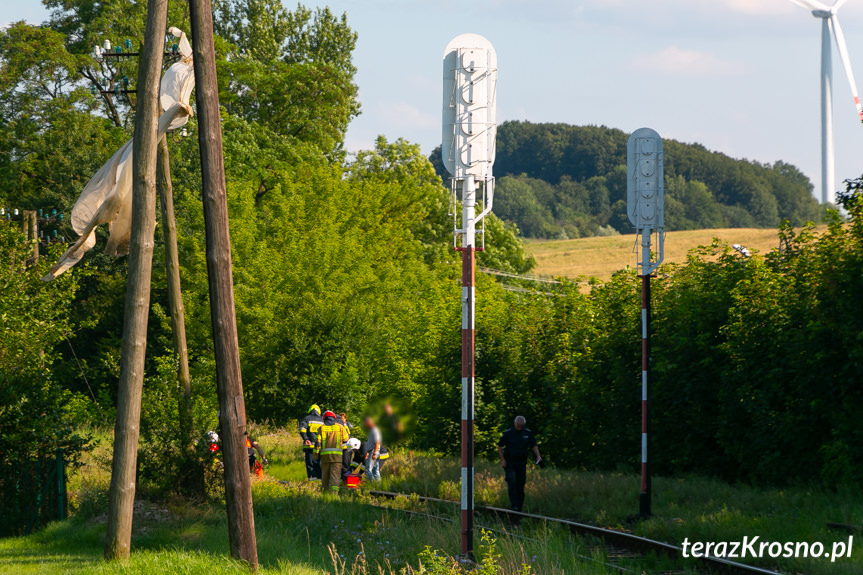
[384,404,394,416]
[364,417,374,429]
[514,417,525,430]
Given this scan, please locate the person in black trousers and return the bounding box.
[298,405,324,480]
[497,415,543,512]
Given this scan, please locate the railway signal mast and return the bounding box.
[442,33,497,558]
[626,128,664,518]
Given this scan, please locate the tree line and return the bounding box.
[429,122,824,239]
[413,202,863,487]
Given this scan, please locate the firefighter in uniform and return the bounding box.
[245,432,267,475]
[342,437,362,481]
[315,410,350,493]
[345,441,390,479]
[298,404,324,480]
[497,415,543,512]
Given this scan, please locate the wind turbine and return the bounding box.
[790,0,863,203]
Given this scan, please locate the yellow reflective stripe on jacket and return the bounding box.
[300,421,323,433]
[316,423,349,454]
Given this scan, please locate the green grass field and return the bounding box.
[0,431,635,575]
[525,228,802,281]
[381,454,863,574]
[2,430,862,574]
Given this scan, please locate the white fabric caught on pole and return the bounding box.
[44,27,195,281]
[160,27,195,125]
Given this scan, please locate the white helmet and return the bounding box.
[346,438,361,451]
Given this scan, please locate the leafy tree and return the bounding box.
[0,22,126,208]
[215,1,359,153]
[476,216,536,274]
[347,136,449,259]
[494,177,555,238]
[45,0,191,127]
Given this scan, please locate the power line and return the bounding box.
[498,284,564,297]
[478,267,562,284]
[64,335,104,419]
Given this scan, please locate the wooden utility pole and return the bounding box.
[188,0,258,569]
[103,0,168,561]
[156,138,192,435]
[21,210,38,262]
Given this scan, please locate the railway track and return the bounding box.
[367,489,781,575]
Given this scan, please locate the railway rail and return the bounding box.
[367,489,781,575]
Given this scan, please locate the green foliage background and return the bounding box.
[0,0,860,501]
[0,226,91,535]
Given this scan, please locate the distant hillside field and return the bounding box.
[526,228,791,281]
[432,122,822,240]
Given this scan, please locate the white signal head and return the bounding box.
[626,127,664,230]
[442,33,497,179]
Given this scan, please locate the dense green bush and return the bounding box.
[0,224,91,535]
[415,197,863,487]
[136,353,221,497]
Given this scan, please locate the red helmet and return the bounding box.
[323,410,336,418]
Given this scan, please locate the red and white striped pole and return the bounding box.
[460,174,476,557]
[443,35,496,558]
[627,128,662,519]
[639,234,652,518]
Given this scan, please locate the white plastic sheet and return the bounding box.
[44,28,195,281]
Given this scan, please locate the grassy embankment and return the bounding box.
[380,453,863,574]
[525,227,797,281]
[0,429,636,575]
[2,428,861,574]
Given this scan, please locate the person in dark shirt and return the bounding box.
[497,415,543,511]
[379,403,403,447]
[298,405,324,480]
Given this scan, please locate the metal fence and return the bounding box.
[0,449,67,537]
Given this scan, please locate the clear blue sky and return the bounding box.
[8,0,863,202]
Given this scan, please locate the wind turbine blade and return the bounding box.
[830,16,863,122]
[833,0,849,11]
[787,0,830,11]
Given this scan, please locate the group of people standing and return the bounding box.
[297,405,543,510]
[298,405,391,493]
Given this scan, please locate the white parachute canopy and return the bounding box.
[159,27,195,119]
[44,27,195,281]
